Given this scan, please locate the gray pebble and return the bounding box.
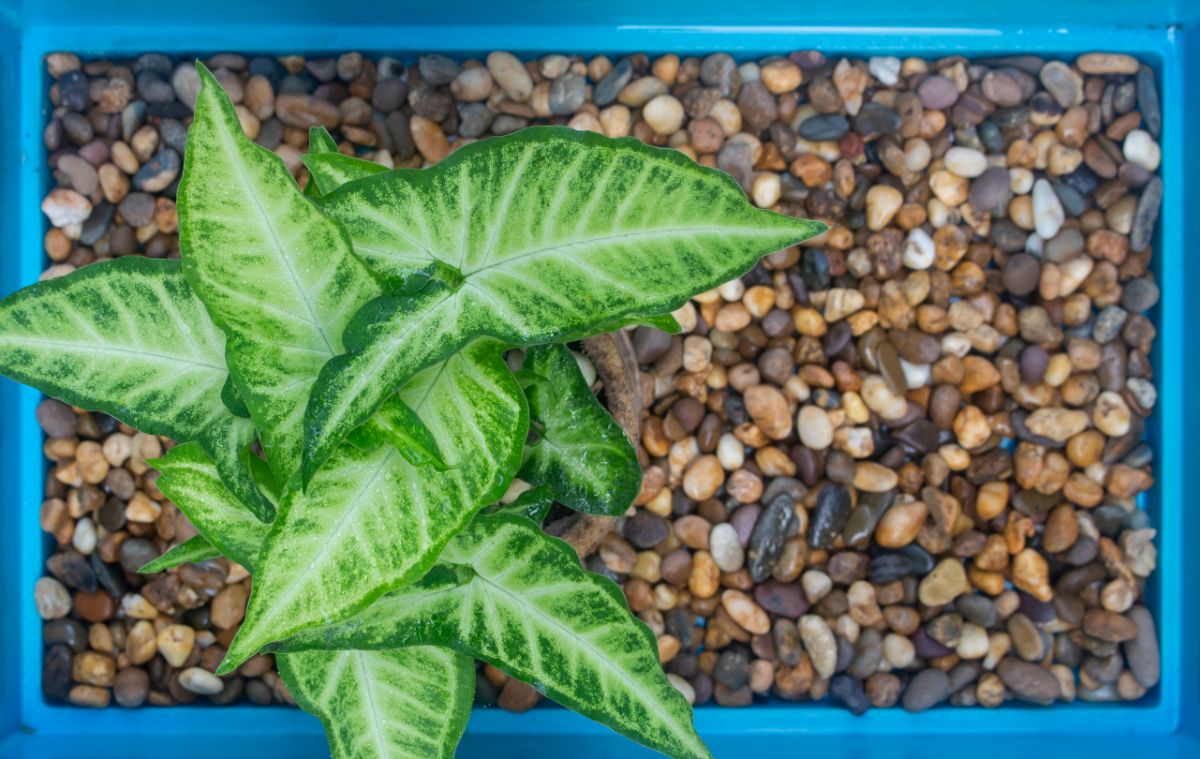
[1137,66,1161,137]
[969,166,1011,213]
[902,669,950,712]
[798,114,849,141]
[36,398,77,438]
[1121,277,1160,313]
[593,58,632,106]
[549,72,586,116]
[418,54,459,86]
[1124,605,1160,688]
[1131,176,1163,251]
[457,102,493,139]
[1093,306,1128,343]
[171,63,202,109]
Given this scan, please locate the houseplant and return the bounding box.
[1,63,823,758]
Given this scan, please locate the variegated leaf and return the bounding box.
[277,647,473,759]
[150,441,267,569]
[137,534,221,574]
[0,257,267,519]
[520,344,640,516]
[178,63,384,485]
[303,128,388,197]
[219,340,527,673]
[275,514,711,759]
[490,482,553,523]
[303,126,824,480]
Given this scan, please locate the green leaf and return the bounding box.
[0,256,268,520]
[219,340,527,673]
[151,441,266,570]
[303,153,388,198]
[275,514,711,759]
[302,126,825,480]
[490,482,554,523]
[308,126,340,156]
[221,375,251,418]
[345,395,447,470]
[178,63,386,486]
[277,647,473,759]
[137,534,221,574]
[519,344,640,516]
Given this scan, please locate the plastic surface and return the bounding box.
[0,1,1197,757]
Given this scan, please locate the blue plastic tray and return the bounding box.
[1,2,1197,757]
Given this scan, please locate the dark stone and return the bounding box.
[43,618,87,653]
[385,111,415,160]
[43,644,73,701]
[418,54,459,86]
[746,494,794,582]
[46,551,96,593]
[801,248,831,290]
[754,581,808,617]
[808,483,851,549]
[90,552,126,599]
[1137,66,1161,137]
[868,553,913,584]
[80,202,115,246]
[593,58,633,106]
[457,103,493,139]
[852,103,901,138]
[842,490,893,549]
[624,511,668,549]
[712,649,750,690]
[831,673,870,715]
[132,149,180,192]
[955,594,997,628]
[1131,176,1163,251]
[1002,253,1040,296]
[798,114,848,141]
[969,166,1012,213]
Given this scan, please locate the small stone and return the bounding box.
[35,577,71,620]
[179,666,224,696]
[902,228,936,270]
[171,63,202,109]
[72,650,115,687]
[1032,178,1065,239]
[808,484,851,549]
[409,116,450,163]
[626,511,669,549]
[418,54,459,86]
[114,667,150,708]
[157,624,196,668]
[918,559,970,607]
[865,185,903,230]
[37,399,77,438]
[799,614,836,679]
[746,495,794,582]
[722,589,770,635]
[944,147,987,178]
[1123,129,1161,172]
[211,584,248,630]
[903,669,950,712]
[1083,609,1138,642]
[1124,605,1160,688]
[709,523,744,573]
[1039,61,1082,108]
[43,644,73,701]
[1131,176,1162,251]
[868,56,901,86]
[643,94,685,136]
[47,551,95,593]
[997,658,1059,705]
[274,94,340,129]
[548,73,586,116]
[487,51,533,102]
[41,188,92,228]
[1076,53,1139,75]
[969,166,1011,212]
[917,75,959,110]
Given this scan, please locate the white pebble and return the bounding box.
[1032,178,1065,239]
[941,332,973,358]
[868,56,901,86]
[72,516,97,555]
[883,633,916,668]
[1009,167,1035,195]
[716,433,745,471]
[801,570,832,603]
[957,623,990,659]
[751,172,781,209]
[709,523,744,573]
[178,667,224,696]
[1123,129,1161,172]
[944,146,988,178]
[797,405,834,450]
[41,188,92,228]
[667,673,696,704]
[737,62,760,83]
[900,358,931,390]
[902,228,936,270]
[718,279,745,301]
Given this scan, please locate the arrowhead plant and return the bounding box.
[9,60,824,759]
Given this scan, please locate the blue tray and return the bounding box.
[1,1,1197,757]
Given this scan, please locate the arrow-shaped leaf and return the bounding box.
[148,444,473,759]
[278,647,474,759]
[219,340,527,673]
[301,126,825,481]
[275,513,711,759]
[150,441,269,569]
[519,344,640,516]
[178,63,386,485]
[303,127,388,197]
[137,534,221,574]
[0,256,267,519]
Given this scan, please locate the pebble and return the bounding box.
[799,615,836,679]
[709,523,744,573]
[487,51,533,102]
[114,667,150,708]
[918,559,970,607]
[917,75,958,110]
[41,188,92,228]
[1032,178,1065,239]
[643,95,685,136]
[798,114,848,141]
[35,577,71,620]
[865,185,902,230]
[1039,61,1081,108]
[808,484,851,549]
[179,667,225,695]
[997,658,1059,705]
[903,669,951,712]
[1124,606,1160,688]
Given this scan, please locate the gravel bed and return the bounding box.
[36,48,1161,712]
